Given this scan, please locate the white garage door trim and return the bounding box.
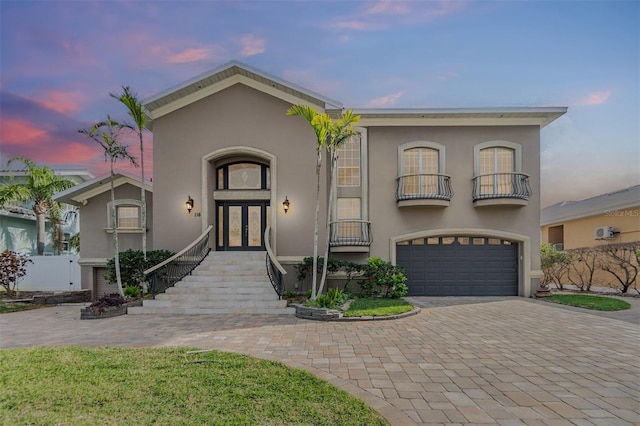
[390,228,531,297]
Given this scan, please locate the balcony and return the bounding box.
[329,220,372,252]
[472,172,531,207]
[396,174,453,207]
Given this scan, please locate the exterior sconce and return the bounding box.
[282,196,290,213]
[186,196,194,214]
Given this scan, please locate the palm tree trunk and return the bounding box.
[35,212,46,255]
[311,147,322,300]
[318,148,336,296]
[109,162,124,296]
[139,132,147,261]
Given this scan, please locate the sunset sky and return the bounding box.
[1,0,638,207]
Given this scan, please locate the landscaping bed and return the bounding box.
[540,294,631,311]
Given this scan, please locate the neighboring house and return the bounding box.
[54,172,153,299]
[0,169,93,255]
[141,61,566,298]
[541,185,640,250]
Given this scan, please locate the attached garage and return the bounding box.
[396,236,519,296]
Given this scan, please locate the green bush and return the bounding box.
[306,288,347,309]
[295,257,363,290]
[358,257,408,298]
[106,249,174,290]
[124,285,141,298]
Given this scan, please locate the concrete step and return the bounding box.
[176,279,270,287]
[156,293,279,301]
[165,282,276,295]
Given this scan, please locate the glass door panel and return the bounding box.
[228,206,242,247]
[216,201,268,251]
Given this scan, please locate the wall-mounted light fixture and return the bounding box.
[186,196,194,214]
[282,196,290,213]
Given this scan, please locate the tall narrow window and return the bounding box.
[337,198,361,239]
[479,147,515,195]
[337,135,360,187]
[403,147,439,195]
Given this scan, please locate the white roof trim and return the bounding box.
[54,172,152,206]
[143,61,342,122]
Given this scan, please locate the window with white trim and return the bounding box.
[107,199,143,230]
[337,198,361,239]
[397,141,447,199]
[337,135,360,187]
[473,140,525,199]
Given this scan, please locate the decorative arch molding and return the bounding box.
[397,140,447,176]
[473,140,522,175]
[390,227,531,296]
[201,146,278,251]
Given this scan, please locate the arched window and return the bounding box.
[396,141,451,202]
[217,162,270,190]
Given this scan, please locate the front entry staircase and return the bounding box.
[128,251,294,315]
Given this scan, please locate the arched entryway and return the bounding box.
[201,147,277,252]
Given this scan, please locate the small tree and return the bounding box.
[0,250,33,296]
[599,242,640,294]
[79,117,137,296]
[540,243,573,289]
[567,247,600,291]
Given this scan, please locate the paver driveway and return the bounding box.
[1,297,639,425]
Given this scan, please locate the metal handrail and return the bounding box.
[396,173,453,201]
[329,220,372,247]
[145,225,213,296]
[472,172,531,201]
[264,226,286,298]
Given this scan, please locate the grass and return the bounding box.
[0,346,388,426]
[344,297,413,317]
[0,301,41,314]
[542,294,631,311]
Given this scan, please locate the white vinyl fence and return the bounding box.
[16,254,81,292]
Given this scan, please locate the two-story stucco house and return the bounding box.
[136,61,565,308]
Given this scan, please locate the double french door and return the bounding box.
[216,201,269,251]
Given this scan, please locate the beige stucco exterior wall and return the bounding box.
[152,83,328,255]
[78,184,153,298]
[367,126,541,262]
[542,206,640,250]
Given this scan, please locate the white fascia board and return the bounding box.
[54,175,151,206]
[357,117,554,127]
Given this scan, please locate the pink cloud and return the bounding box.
[166,47,211,64]
[366,0,411,15]
[1,119,48,146]
[576,90,611,106]
[365,91,406,108]
[38,90,85,115]
[239,35,265,57]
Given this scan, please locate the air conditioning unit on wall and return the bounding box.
[594,226,614,240]
[552,243,564,251]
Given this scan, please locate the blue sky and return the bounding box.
[1,0,638,207]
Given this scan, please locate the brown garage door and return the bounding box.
[396,236,518,296]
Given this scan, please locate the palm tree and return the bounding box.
[79,117,137,296]
[286,105,331,300]
[317,110,360,296]
[0,156,76,255]
[111,86,148,261]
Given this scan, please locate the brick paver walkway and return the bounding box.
[1,297,638,425]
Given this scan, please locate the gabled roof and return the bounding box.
[53,171,152,207]
[143,61,343,125]
[541,185,640,226]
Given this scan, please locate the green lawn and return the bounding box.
[542,294,631,311]
[0,346,388,426]
[0,301,41,314]
[344,298,414,317]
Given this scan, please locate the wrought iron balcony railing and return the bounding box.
[396,174,453,201]
[329,220,372,247]
[472,172,531,201]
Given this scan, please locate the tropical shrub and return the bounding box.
[89,292,126,315]
[106,249,174,291]
[0,250,33,296]
[358,257,408,298]
[306,288,347,309]
[295,257,363,291]
[124,285,141,298]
